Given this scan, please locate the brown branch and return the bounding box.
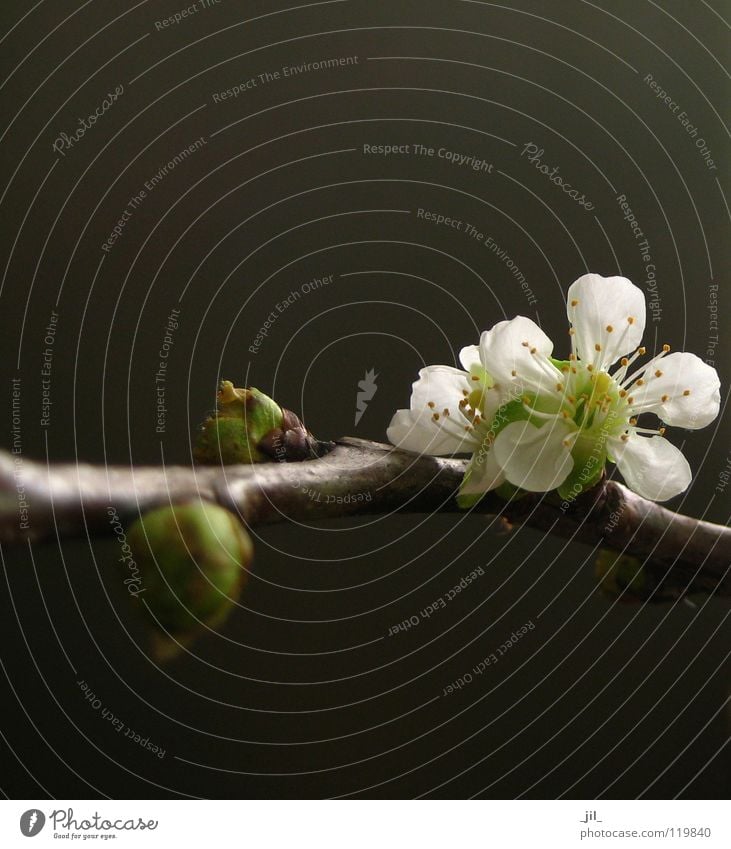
[2,439,729,599]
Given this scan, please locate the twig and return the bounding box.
[1,439,729,598]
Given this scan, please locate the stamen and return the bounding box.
[427,402,435,408]
[627,316,635,325]
[654,370,663,378]
[571,299,579,307]
[606,325,613,332]
[683,389,691,396]
[631,425,667,436]
[661,394,669,402]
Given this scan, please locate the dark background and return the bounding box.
[0,0,729,799]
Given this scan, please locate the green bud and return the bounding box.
[194,380,332,465]
[127,501,253,658]
[594,547,681,604]
[194,381,284,464]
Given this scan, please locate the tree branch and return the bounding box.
[1,439,729,598]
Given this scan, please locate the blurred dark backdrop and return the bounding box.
[0,0,729,798]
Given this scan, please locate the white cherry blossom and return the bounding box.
[483,274,720,500]
[386,345,513,497]
[388,274,720,503]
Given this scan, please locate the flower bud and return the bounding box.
[194,380,331,465]
[127,501,253,658]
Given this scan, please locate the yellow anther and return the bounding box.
[662,344,670,352]
[627,316,635,324]
[683,389,691,396]
[571,299,579,306]
[606,325,614,332]
[595,343,601,352]
[636,379,644,386]
[443,408,450,416]
[661,394,669,402]
[432,413,440,421]
[655,370,663,378]
[638,347,646,355]
[620,357,629,366]
[427,401,435,408]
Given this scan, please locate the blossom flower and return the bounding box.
[386,349,512,498]
[388,274,720,502]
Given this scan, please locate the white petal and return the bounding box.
[387,409,476,455]
[567,274,646,366]
[493,418,575,492]
[409,365,471,412]
[388,365,479,456]
[459,344,481,371]
[478,316,560,392]
[460,447,505,495]
[627,352,720,429]
[609,433,691,501]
